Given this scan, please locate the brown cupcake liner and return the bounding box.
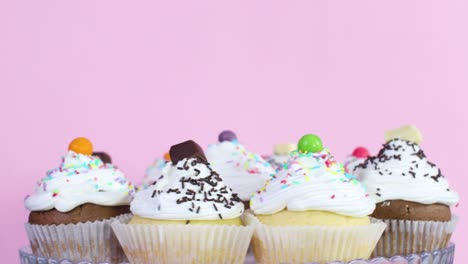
[25,213,130,263]
[371,215,458,258]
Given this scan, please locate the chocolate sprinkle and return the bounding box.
[168,188,181,194]
[412,149,426,160]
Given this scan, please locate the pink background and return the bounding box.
[1,0,467,263]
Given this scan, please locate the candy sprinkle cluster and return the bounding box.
[252,149,361,198]
[214,142,274,176]
[37,151,135,198]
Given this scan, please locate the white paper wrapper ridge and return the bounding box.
[25,213,130,264]
[244,211,386,264]
[372,216,458,258]
[111,217,254,264]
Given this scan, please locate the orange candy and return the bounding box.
[68,137,93,155]
[163,152,171,161]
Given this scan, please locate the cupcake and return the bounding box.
[354,126,459,257]
[112,140,254,264]
[205,130,275,207]
[247,134,386,264]
[265,143,297,171]
[140,152,170,189]
[344,147,370,174]
[24,137,135,263]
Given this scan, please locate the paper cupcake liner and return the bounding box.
[244,211,386,264]
[111,216,254,264]
[372,215,458,258]
[25,213,130,264]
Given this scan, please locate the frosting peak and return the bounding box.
[131,157,244,220]
[251,150,376,217]
[205,140,275,200]
[354,139,459,206]
[25,151,135,213]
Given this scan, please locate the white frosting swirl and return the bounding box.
[25,151,135,213]
[205,141,275,200]
[131,158,244,220]
[251,150,375,217]
[354,139,459,206]
[141,158,167,189]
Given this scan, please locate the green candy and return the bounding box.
[298,134,323,153]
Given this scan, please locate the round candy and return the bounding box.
[68,137,93,155]
[298,134,323,153]
[352,147,370,158]
[163,152,171,161]
[218,130,237,142]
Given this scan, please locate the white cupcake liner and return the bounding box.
[372,215,458,258]
[25,213,130,263]
[111,216,254,264]
[244,211,386,264]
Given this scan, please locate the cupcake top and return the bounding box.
[354,138,459,206]
[205,130,275,201]
[25,138,135,213]
[131,140,244,220]
[266,143,297,172]
[251,134,375,217]
[140,153,170,189]
[344,147,370,173]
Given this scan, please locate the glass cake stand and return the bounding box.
[19,243,455,264]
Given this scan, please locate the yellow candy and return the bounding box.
[68,137,93,155]
[384,125,422,144]
[273,143,297,155]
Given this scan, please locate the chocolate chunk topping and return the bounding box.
[93,152,112,164]
[169,140,207,164]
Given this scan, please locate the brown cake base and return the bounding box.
[371,200,451,221]
[29,203,130,225]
